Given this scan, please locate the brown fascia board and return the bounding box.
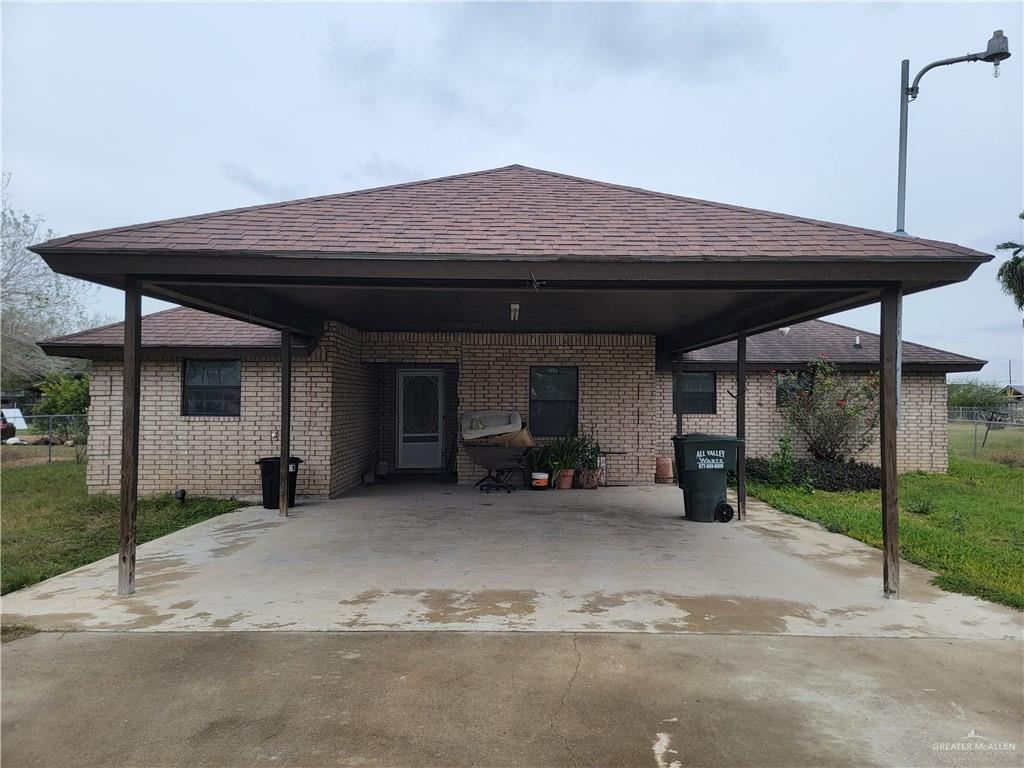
[654,359,986,374]
[35,250,987,287]
[37,344,311,361]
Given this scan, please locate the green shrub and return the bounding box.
[777,358,879,461]
[36,373,89,415]
[746,456,881,491]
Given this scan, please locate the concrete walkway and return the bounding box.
[2,485,1020,637]
[3,631,1021,767]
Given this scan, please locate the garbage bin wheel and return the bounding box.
[714,501,735,523]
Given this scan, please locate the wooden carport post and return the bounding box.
[118,280,142,595]
[279,330,291,517]
[736,334,747,520]
[880,285,902,597]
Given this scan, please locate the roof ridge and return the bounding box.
[515,165,982,256]
[35,165,526,251]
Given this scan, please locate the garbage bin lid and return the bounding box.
[671,433,744,444]
[256,456,305,464]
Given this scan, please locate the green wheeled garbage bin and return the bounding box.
[257,456,303,510]
[671,433,743,522]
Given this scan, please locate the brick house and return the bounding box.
[43,309,982,498]
[32,164,992,594]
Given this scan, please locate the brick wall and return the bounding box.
[84,329,949,499]
[654,370,948,473]
[86,322,382,499]
[327,323,379,496]
[362,332,658,484]
[87,351,334,498]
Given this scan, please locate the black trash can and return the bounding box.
[256,456,303,510]
[671,433,743,522]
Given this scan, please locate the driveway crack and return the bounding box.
[549,633,582,768]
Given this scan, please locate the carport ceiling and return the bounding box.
[142,281,878,353]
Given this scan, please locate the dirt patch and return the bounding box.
[169,600,197,610]
[1,623,40,643]
[3,612,96,630]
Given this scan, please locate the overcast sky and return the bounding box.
[4,2,1022,382]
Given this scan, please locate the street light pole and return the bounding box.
[891,30,1010,431]
[895,30,1010,236]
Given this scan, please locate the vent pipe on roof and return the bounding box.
[854,335,863,349]
[779,327,791,336]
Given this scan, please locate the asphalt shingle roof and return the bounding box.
[684,319,984,369]
[41,307,282,349]
[42,309,984,371]
[34,165,988,262]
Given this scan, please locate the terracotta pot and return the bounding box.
[655,456,674,484]
[555,469,575,489]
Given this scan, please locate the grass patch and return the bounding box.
[1,444,79,468]
[948,422,1024,467]
[749,456,1024,610]
[1,462,242,594]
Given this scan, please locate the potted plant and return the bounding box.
[546,435,589,489]
[576,435,602,489]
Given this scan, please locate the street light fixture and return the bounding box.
[895,30,1011,235]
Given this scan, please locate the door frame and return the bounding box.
[396,368,444,469]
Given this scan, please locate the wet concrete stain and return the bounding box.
[392,589,539,624]
[570,593,629,615]
[653,594,822,634]
[339,590,385,606]
[210,612,252,629]
[169,600,197,610]
[103,600,176,630]
[612,619,649,632]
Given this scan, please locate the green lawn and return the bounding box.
[749,456,1024,609]
[948,421,1024,467]
[1,462,241,594]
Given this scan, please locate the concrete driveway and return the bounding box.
[2,484,1020,638]
[3,631,1021,767]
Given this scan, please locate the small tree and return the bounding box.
[36,373,90,415]
[778,357,879,462]
[948,378,1009,408]
[1,174,103,390]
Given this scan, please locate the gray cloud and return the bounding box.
[221,162,308,202]
[324,4,779,126]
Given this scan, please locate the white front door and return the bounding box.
[397,369,444,469]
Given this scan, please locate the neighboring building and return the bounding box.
[1000,385,1023,401]
[43,310,983,497]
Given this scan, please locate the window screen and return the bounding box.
[529,366,578,437]
[182,360,241,417]
[674,372,716,414]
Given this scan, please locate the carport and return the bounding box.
[31,165,990,599]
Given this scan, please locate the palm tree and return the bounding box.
[996,211,1024,312]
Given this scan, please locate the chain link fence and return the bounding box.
[948,410,1024,468]
[1,414,88,468]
